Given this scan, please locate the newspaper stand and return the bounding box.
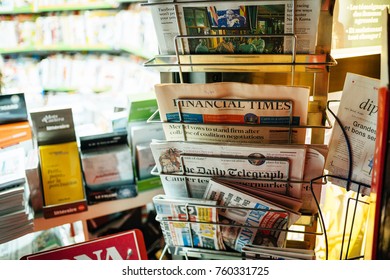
[142,0,371,260]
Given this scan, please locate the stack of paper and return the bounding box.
[0,148,34,245]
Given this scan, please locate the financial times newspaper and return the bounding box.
[203,179,301,252]
[153,195,225,250]
[155,82,310,144]
[150,140,306,198]
[150,0,321,55]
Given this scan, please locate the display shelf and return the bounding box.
[0,46,154,60]
[144,53,336,73]
[33,187,164,238]
[0,1,120,15]
[36,2,119,13]
[0,45,119,55]
[0,2,158,95]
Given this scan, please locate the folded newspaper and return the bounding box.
[157,173,291,200]
[150,0,321,55]
[150,140,306,198]
[153,195,225,250]
[325,73,380,196]
[154,82,310,144]
[203,178,301,252]
[300,145,327,214]
[216,178,303,212]
[242,244,315,260]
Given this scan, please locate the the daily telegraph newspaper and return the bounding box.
[150,140,306,198]
[157,173,291,200]
[325,73,380,196]
[203,179,301,252]
[149,0,321,55]
[154,82,310,144]
[153,195,225,250]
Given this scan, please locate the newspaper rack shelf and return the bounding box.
[154,194,324,260]
[153,173,370,260]
[150,150,326,259]
[144,34,337,79]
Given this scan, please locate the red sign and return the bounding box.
[21,229,148,260]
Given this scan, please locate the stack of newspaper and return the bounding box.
[153,175,302,252]
[0,148,34,245]
[151,139,327,252]
[153,195,226,250]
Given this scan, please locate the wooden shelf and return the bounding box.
[33,187,164,233]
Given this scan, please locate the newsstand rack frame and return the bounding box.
[143,0,371,260]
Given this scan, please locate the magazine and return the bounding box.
[155,82,310,144]
[325,73,380,196]
[203,178,301,252]
[150,140,307,198]
[150,0,321,55]
[153,195,225,250]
